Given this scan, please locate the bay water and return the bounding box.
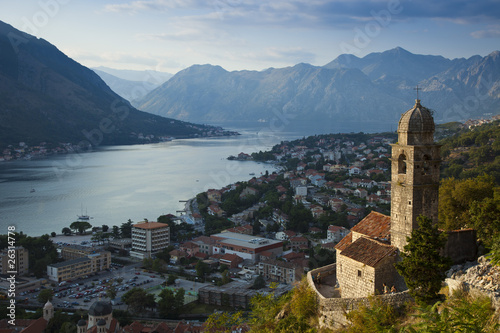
[0,121,393,237]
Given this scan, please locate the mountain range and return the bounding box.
[92,67,172,102]
[134,47,500,129]
[0,21,215,148]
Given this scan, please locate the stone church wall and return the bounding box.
[374,255,398,294]
[336,255,376,298]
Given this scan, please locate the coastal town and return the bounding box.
[0,130,402,331]
[0,125,237,162]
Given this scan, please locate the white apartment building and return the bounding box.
[130,221,170,259]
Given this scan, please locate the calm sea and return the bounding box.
[0,122,393,237]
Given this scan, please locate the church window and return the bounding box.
[358,270,362,277]
[409,201,412,205]
[398,154,407,174]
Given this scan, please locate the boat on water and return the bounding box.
[77,205,93,220]
[30,188,35,193]
[249,172,255,175]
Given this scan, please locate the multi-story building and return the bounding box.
[47,257,92,283]
[0,246,29,276]
[327,225,349,243]
[60,245,106,260]
[130,221,170,259]
[46,251,111,283]
[258,259,302,284]
[210,232,283,262]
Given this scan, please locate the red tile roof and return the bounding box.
[328,225,346,232]
[334,232,352,252]
[133,222,169,229]
[335,211,390,252]
[220,253,243,263]
[20,317,47,333]
[339,237,397,267]
[351,211,391,240]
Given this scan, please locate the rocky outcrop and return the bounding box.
[446,255,500,309]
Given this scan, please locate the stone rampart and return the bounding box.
[308,266,412,329]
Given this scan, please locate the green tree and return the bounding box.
[403,291,499,333]
[252,275,266,289]
[37,289,53,303]
[69,221,92,234]
[486,234,500,267]
[344,296,399,333]
[120,220,133,238]
[62,227,72,236]
[166,274,177,286]
[112,225,120,237]
[50,232,56,237]
[248,279,318,333]
[158,288,185,318]
[102,224,109,232]
[142,257,153,270]
[152,258,166,272]
[395,215,452,305]
[106,286,117,300]
[122,288,155,312]
[205,311,245,333]
[156,245,174,263]
[439,175,496,231]
[469,194,500,249]
[195,260,210,279]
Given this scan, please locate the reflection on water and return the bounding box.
[0,133,281,236]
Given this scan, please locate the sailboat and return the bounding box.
[77,205,92,220]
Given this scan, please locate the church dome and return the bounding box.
[77,319,87,327]
[398,100,435,133]
[88,301,112,317]
[43,300,53,309]
[97,319,107,326]
[398,100,435,145]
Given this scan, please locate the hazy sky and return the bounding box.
[1,0,499,74]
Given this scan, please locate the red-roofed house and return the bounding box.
[290,236,308,250]
[327,225,349,243]
[220,253,244,268]
[180,242,200,257]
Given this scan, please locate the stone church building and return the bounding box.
[334,99,476,298]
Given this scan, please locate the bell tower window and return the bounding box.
[423,155,431,175]
[398,154,407,174]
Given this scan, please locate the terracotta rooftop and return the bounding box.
[220,253,243,263]
[133,221,168,229]
[351,211,391,240]
[328,225,347,232]
[335,232,352,252]
[339,237,397,267]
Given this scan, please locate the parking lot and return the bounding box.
[18,263,170,311]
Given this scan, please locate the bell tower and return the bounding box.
[390,99,441,251]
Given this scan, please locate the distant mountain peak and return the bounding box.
[135,47,500,127]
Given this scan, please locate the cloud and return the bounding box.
[471,25,500,38]
[101,0,500,29]
[102,0,199,14]
[65,50,161,68]
[220,47,317,67]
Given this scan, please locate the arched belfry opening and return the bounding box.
[398,154,407,174]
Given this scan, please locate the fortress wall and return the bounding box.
[308,268,412,329]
